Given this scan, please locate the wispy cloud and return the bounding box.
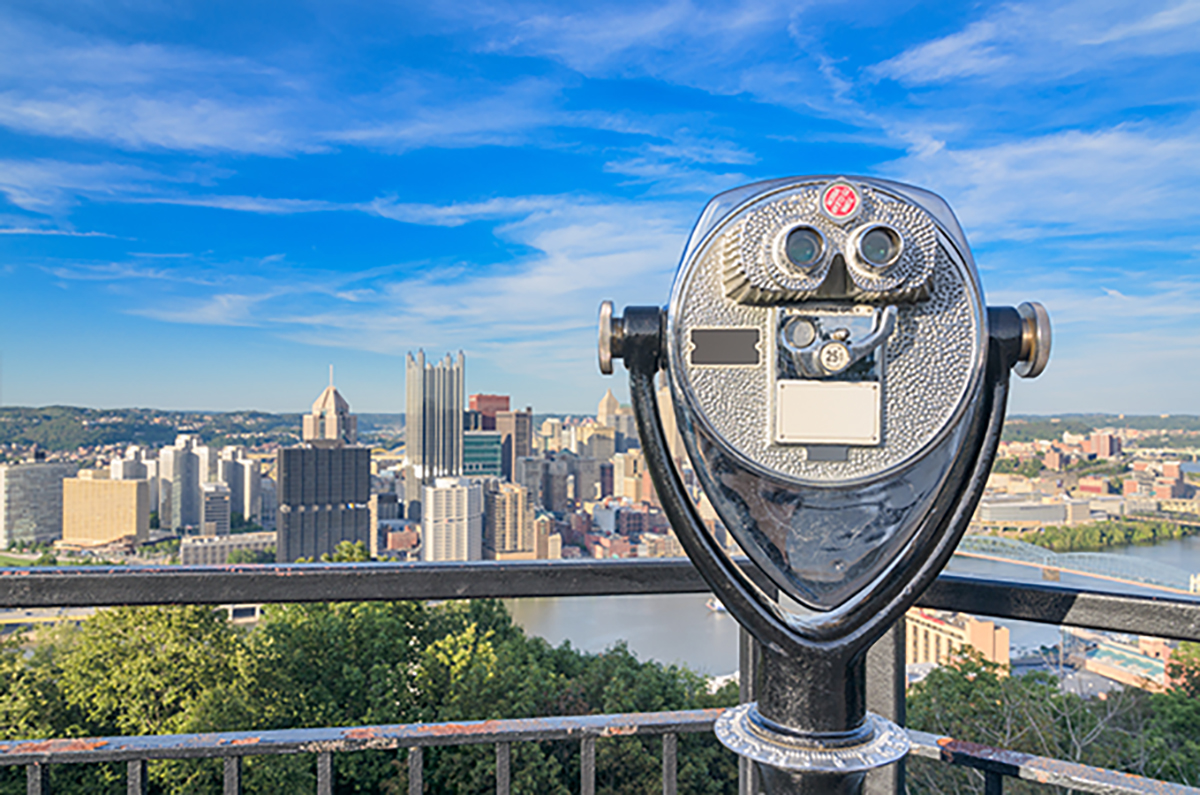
[881,121,1200,241]
[0,227,114,237]
[872,0,1200,86]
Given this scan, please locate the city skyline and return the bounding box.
[2,2,1199,415]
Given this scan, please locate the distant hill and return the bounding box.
[0,407,299,452]
[1004,414,1200,442]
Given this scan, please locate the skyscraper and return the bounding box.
[276,381,371,562]
[0,458,77,546]
[496,407,533,482]
[159,435,202,531]
[485,481,532,560]
[405,351,465,508]
[421,477,482,562]
[463,431,504,477]
[469,394,509,431]
[303,376,358,448]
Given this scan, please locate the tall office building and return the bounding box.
[485,482,533,559]
[62,476,149,547]
[469,394,509,431]
[0,459,77,546]
[406,351,465,507]
[276,447,371,561]
[514,457,546,508]
[421,477,482,562]
[303,378,358,448]
[542,458,570,513]
[496,407,533,481]
[463,431,504,477]
[276,382,371,562]
[201,482,231,536]
[160,435,202,531]
[597,390,620,428]
[217,447,261,524]
[111,446,159,512]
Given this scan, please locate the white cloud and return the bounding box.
[0,158,165,214]
[872,0,1200,86]
[880,121,1200,240]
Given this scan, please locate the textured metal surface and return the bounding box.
[317,751,332,795]
[3,560,1199,642]
[920,573,1200,642]
[662,733,677,795]
[716,707,909,773]
[496,742,510,795]
[222,756,241,795]
[0,710,723,766]
[0,558,735,608]
[669,182,985,485]
[3,712,1198,795]
[128,758,148,795]
[864,622,906,795]
[908,731,1200,795]
[408,747,422,795]
[26,763,47,795]
[581,736,596,795]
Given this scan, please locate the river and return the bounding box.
[506,534,1200,676]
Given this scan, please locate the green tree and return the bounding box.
[320,540,370,562]
[226,547,274,564]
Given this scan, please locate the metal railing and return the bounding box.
[3,558,1200,794]
[6,711,1198,795]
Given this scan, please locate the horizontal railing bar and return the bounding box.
[919,575,1200,642]
[0,710,723,766]
[1,559,1198,640]
[908,730,1200,795]
[5,714,1197,795]
[0,559,733,607]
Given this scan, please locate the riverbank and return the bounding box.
[994,519,1199,553]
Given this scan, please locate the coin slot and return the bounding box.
[690,328,761,366]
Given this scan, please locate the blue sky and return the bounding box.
[0,1,1198,415]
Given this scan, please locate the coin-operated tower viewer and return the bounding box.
[599,176,1050,794]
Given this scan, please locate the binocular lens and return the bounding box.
[860,226,901,267]
[785,227,824,269]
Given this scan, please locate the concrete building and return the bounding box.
[906,608,1010,669]
[276,446,371,562]
[0,461,77,546]
[543,457,570,513]
[405,351,465,506]
[496,407,533,482]
[570,457,601,505]
[181,531,276,565]
[422,477,483,562]
[61,476,148,548]
[159,435,203,532]
[485,482,533,560]
[217,447,262,525]
[540,418,563,452]
[368,492,402,557]
[974,497,1091,528]
[200,482,231,536]
[463,431,504,477]
[111,446,159,515]
[303,379,358,448]
[584,426,616,462]
[469,394,509,431]
[597,390,620,428]
[277,383,372,562]
[514,456,545,508]
[259,476,278,532]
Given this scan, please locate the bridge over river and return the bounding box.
[955,535,1198,595]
